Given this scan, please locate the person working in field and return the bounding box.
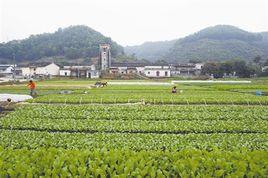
[27,80,37,96]
[171,86,177,94]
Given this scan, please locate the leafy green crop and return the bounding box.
[1,82,268,177]
[0,147,267,177]
[30,90,268,105]
[1,130,267,150]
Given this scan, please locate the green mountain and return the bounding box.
[126,25,268,63]
[124,40,177,62]
[0,25,124,63]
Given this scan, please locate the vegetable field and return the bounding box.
[0,80,268,177]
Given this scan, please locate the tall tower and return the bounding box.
[99,44,111,70]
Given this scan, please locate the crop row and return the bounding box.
[29,91,268,104]
[1,147,267,177]
[1,116,267,134]
[8,104,268,121]
[1,130,267,150]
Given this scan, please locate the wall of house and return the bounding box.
[35,67,45,75]
[4,66,13,73]
[0,65,14,74]
[144,69,170,77]
[21,67,31,76]
[195,63,203,70]
[42,63,60,76]
[118,67,127,74]
[127,69,137,74]
[88,71,99,79]
[60,70,71,76]
[136,67,145,74]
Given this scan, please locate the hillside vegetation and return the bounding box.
[124,40,176,62]
[0,25,124,63]
[126,25,268,63]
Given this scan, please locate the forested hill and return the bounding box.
[165,25,268,62]
[0,25,124,62]
[125,25,268,63]
[124,40,177,62]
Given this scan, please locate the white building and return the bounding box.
[20,62,60,77]
[0,64,16,77]
[262,66,268,72]
[59,69,71,76]
[59,65,99,79]
[171,63,203,76]
[136,67,145,75]
[109,63,146,75]
[144,66,171,77]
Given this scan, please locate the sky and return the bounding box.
[0,0,268,46]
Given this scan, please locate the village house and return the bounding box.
[171,63,203,77]
[262,66,268,72]
[126,67,137,74]
[109,67,120,74]
[0,64,16,77]
[20,62,60,78]
[109,63,145,75]
[144,65,171,77]
[59,65,99,78]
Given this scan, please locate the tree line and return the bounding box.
[201,56,268,78]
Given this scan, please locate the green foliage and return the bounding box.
[0,148,267,177]
[1,104,268,150]
[201,60,258,78]
[1,105,267,134]
[0,25,124,62]
[126,25,268,63]
[30,85,268,104]
[1,82,268,177]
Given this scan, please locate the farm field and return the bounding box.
[27,84,268,105]
[0,79,268,177]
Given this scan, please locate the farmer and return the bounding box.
[27,80,37,96]
[171,86,177,94]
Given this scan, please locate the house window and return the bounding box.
[64,72,67,76]
[165,71,168,76]
[148,71,150,74]
[156,71,160,77]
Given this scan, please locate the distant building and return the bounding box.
[262,66,268,72]
[109,62,146,75]
[0,64,16,77]
[171,63,203,76]
[109,67,120,74]
[99,44,111,70]
[20,62,60,78]
[59,65,99,79]
[144,65,171,77]
[126,67,137,74]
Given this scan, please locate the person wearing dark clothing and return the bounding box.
[172,86,177,93]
